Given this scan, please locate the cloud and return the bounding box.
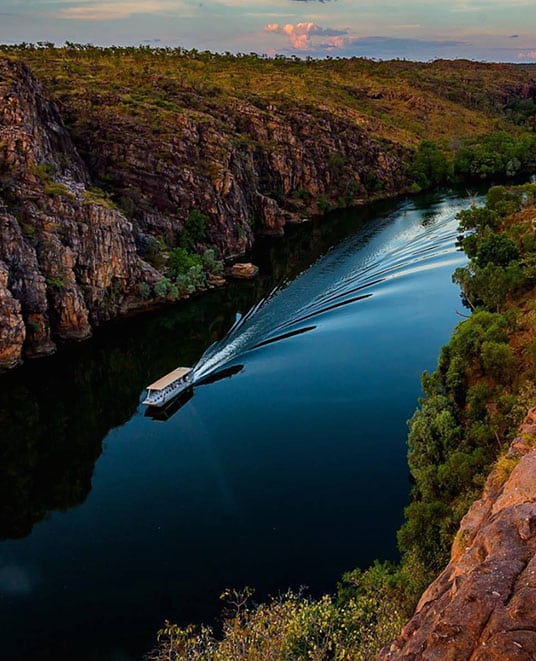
[518,50,536,59]
[320,35,466,56]
[56,1,182,21]
[263,24,467,59]
[264,22,347,50]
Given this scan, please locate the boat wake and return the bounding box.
[192,196,473,383]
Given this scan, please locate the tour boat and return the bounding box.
[142,367,194,408]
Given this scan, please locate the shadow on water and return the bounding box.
[0,193,404,542]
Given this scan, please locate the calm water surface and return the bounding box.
[0,191,473,659]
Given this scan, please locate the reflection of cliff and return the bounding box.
[0,197,382,540]
[0,294,237,540]
[379,410,536,660]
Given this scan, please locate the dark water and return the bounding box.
[0,191,472,660]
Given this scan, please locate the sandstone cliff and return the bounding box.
[0,59,157,369]
[379,409,536,661]
[0,56,411,370]
[2,52,535,371]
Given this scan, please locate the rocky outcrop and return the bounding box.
[0,56,415,369]
[230,262,259,279]
[379,410,536,661]
[67,97,410,260]
[0,261,25,369]
[0,58,150,366]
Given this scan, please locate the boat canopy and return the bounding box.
[146,367,192,392]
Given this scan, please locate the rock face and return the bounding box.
[66,96,410,257]
[379,409,536,661]
[0,261,25,369]
[0,59,150,368]
[0,56,413,370]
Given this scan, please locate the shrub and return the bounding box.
[167,247,202,278]
[181,209,208,248]
[201,248,224,276]
[410,141,451,189]
[82,187,117,210]
[480,341,515,382]
[317,197,331,213]
[475,233,520,268]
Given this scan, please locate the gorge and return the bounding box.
[2,48,536,660]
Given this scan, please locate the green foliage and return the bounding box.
[137,281,151,300]
[33,162,55,184]
[317,197,331,213]
[154,277,178,300]
[82,187,117,209]
[181,209,208,248]
[292,188,311,201]
[139,235,167,269]
[45,275,66,290]
[409,140,452,189]
[32,162,72,199]
[475,232,520,268]
[457,206,499,233]
[167,247,202,278]
[453,261,526,312]
[166,248,207,296]
[44,181,72,198]
[328,152,346,172]
[201,248,224,276]
[453,188,536,312]
[453,132,536,181]
[401,185,536,576]
[481,341,515,382]
[175,264,206,296]
[151,582,407,661]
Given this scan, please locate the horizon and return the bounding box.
[2,41,536,67]
[0,1,535,63]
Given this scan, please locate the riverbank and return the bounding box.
[148,183,536,659]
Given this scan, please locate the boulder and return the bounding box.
[230,262,259,279]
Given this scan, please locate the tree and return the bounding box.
[410,141,451,190]
[475,232,520,268]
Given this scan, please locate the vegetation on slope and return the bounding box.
[2,45,535,145]
[400,183,536,586]
[2,44,536,307]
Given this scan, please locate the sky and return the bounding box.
[0,0,535,62]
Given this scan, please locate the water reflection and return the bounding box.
[0,194,402,542]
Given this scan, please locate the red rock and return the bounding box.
[230,262,259,279]
[379,411,536,661]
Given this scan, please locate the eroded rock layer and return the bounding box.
[0,56,412,370]
[379,409,536,661]
[0,59,155,368]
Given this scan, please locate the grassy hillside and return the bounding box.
[2,46,536,149]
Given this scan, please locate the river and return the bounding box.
[0,190,474,660]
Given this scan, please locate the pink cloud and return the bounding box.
[518,50,536,59]
[264,22,347,51]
